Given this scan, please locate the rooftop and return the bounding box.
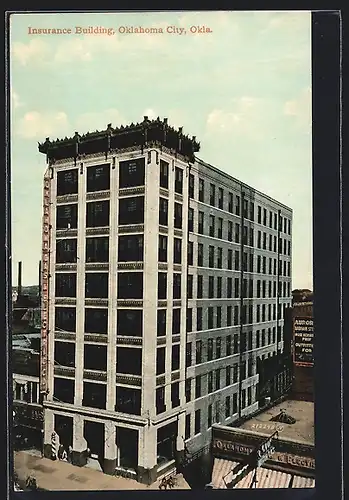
[240,399,314,445]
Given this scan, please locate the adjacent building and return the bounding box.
[38,117,292,484]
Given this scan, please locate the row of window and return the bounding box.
[57,159,146,196]
[190,242,291,277]
[13,381,40,404]
[187,328,277,367]
[190,177,291,234]
[56,300,289,335]
[187,274,291,300]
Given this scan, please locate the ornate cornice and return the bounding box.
[55,263,77,271]
[117,300,143,307]
[117,262,144,270]
[85,263,109,270]
[56,229,78,238]
[116,336,142,346]
[57,194,78,204]
[119,186,145,197]
[83,370,107,382]
[55,297,76,305]
[84,333,108,343]
[86,190,110,201]
[116,374,142,387]
[85,298,108,307]
[54,366,75,378]
[85,227,110,236]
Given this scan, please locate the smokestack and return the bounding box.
[18,261,22,298]
[38,260,42,302]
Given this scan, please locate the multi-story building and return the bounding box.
[38,117,292,485]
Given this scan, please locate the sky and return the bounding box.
[9,11,312,289]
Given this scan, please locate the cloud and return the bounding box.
[11,39,50,66]
[17,111,69,139]
[284,87,312,130]
[75,108,125,132]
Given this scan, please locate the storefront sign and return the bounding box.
[40,170,51,394]
[212,438,253,456]
[272,452,315,470]
[293,317,314,367]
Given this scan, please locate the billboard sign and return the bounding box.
[293,317,314,366]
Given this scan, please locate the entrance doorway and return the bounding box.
[157,421,177,467]
[116,427,138,471]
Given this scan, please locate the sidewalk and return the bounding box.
[14,451,190,491]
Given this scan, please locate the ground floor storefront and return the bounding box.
[210,423,315,489]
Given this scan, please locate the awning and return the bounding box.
[211,459,313,489]
[291,475,315,488]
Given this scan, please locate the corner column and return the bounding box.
[103,421,117,475]
[71,414,88,466]
[137,425,157,485]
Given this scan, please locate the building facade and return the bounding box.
[38,117,292,484]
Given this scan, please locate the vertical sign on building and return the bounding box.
[40,168,51,394]
[293,317,314,367]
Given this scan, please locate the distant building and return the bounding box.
[38,117,293,484]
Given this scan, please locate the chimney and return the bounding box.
[18,261,22,298]
[38,260,42,302]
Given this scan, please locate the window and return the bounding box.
[209,246,215,268]
[188,208,194,232]
[117,309,143,337]
[172,308,181,334]
[227,277,233,298]
[257,231,261,249]
[234,278,240,298]
[173,273,181,299]
[257,255,261,273]
[186,308,193,332]
[171,382,180,408]
[197,307,203,331]
[227,221,233,242]
[158,273,167,299]
[208,307,214,329]
[85,273,108,298]
[118,235,144,262]
[118,272,143,299]
[195,377,201,399]
[207,371,214,393]
[159,198,168,226]
[207,339,214,361]
[208,404,213,428]
[189,174,195,198]
[116,386,141,415]
[119,196,144,225]
[83,382,107,409]
[199,178,204,202]
[235,223,240,243]
[156,387,166,414]
[56,239,77,263]
[249,227,254,247]
[57,169,78,196]
[158,235,168,262]
[274,213,278,230]
[218,188,224,209]
[172,344,180,371]
[188,241,193,265]
[187,274,193,299]
[54,341,75,367]
[218,218,223,239]
[210,184,216,206]
[117,347,142,375]
[233,364,238,382]
[195,409,201,434]
[249,254,254,273]
[175,167,183,194]
[217,248,223,269]
[195,340,202,364]
[227,306,232,327]
[87,164,110,192]
[54,378,75,404]
[186,343,192,367]
[86,200,109,227]
[263,232,267,250]
[236,195,240,216]
[250,202,255,221]
[85,308,108,334]
[234,306,239,325]
[243,252,248,272]
[257,206,262,224]
[217,306,222,327]
[228,193,234,213]
[234,250,240,270]
[198,243,203,266]
[263,208,267,226]
[55,307,76,332]
[56,204,78,230]
[197,275,203,298]
[174,203,182,229]
[225,366,231,387]
[157,309,166,337]
[208,276,214,298]
[197,211,205,235]
[225,396,231,419]
[228,249,233,270]
[173,238,182,264]
[209,215,215,237]
[84,344,107,371]
[216,337,222,358]
[215,369,221,390]
[185,380,192,404]
[55,273,76,297]
[160,160,169,189]
[119,158,145,188]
